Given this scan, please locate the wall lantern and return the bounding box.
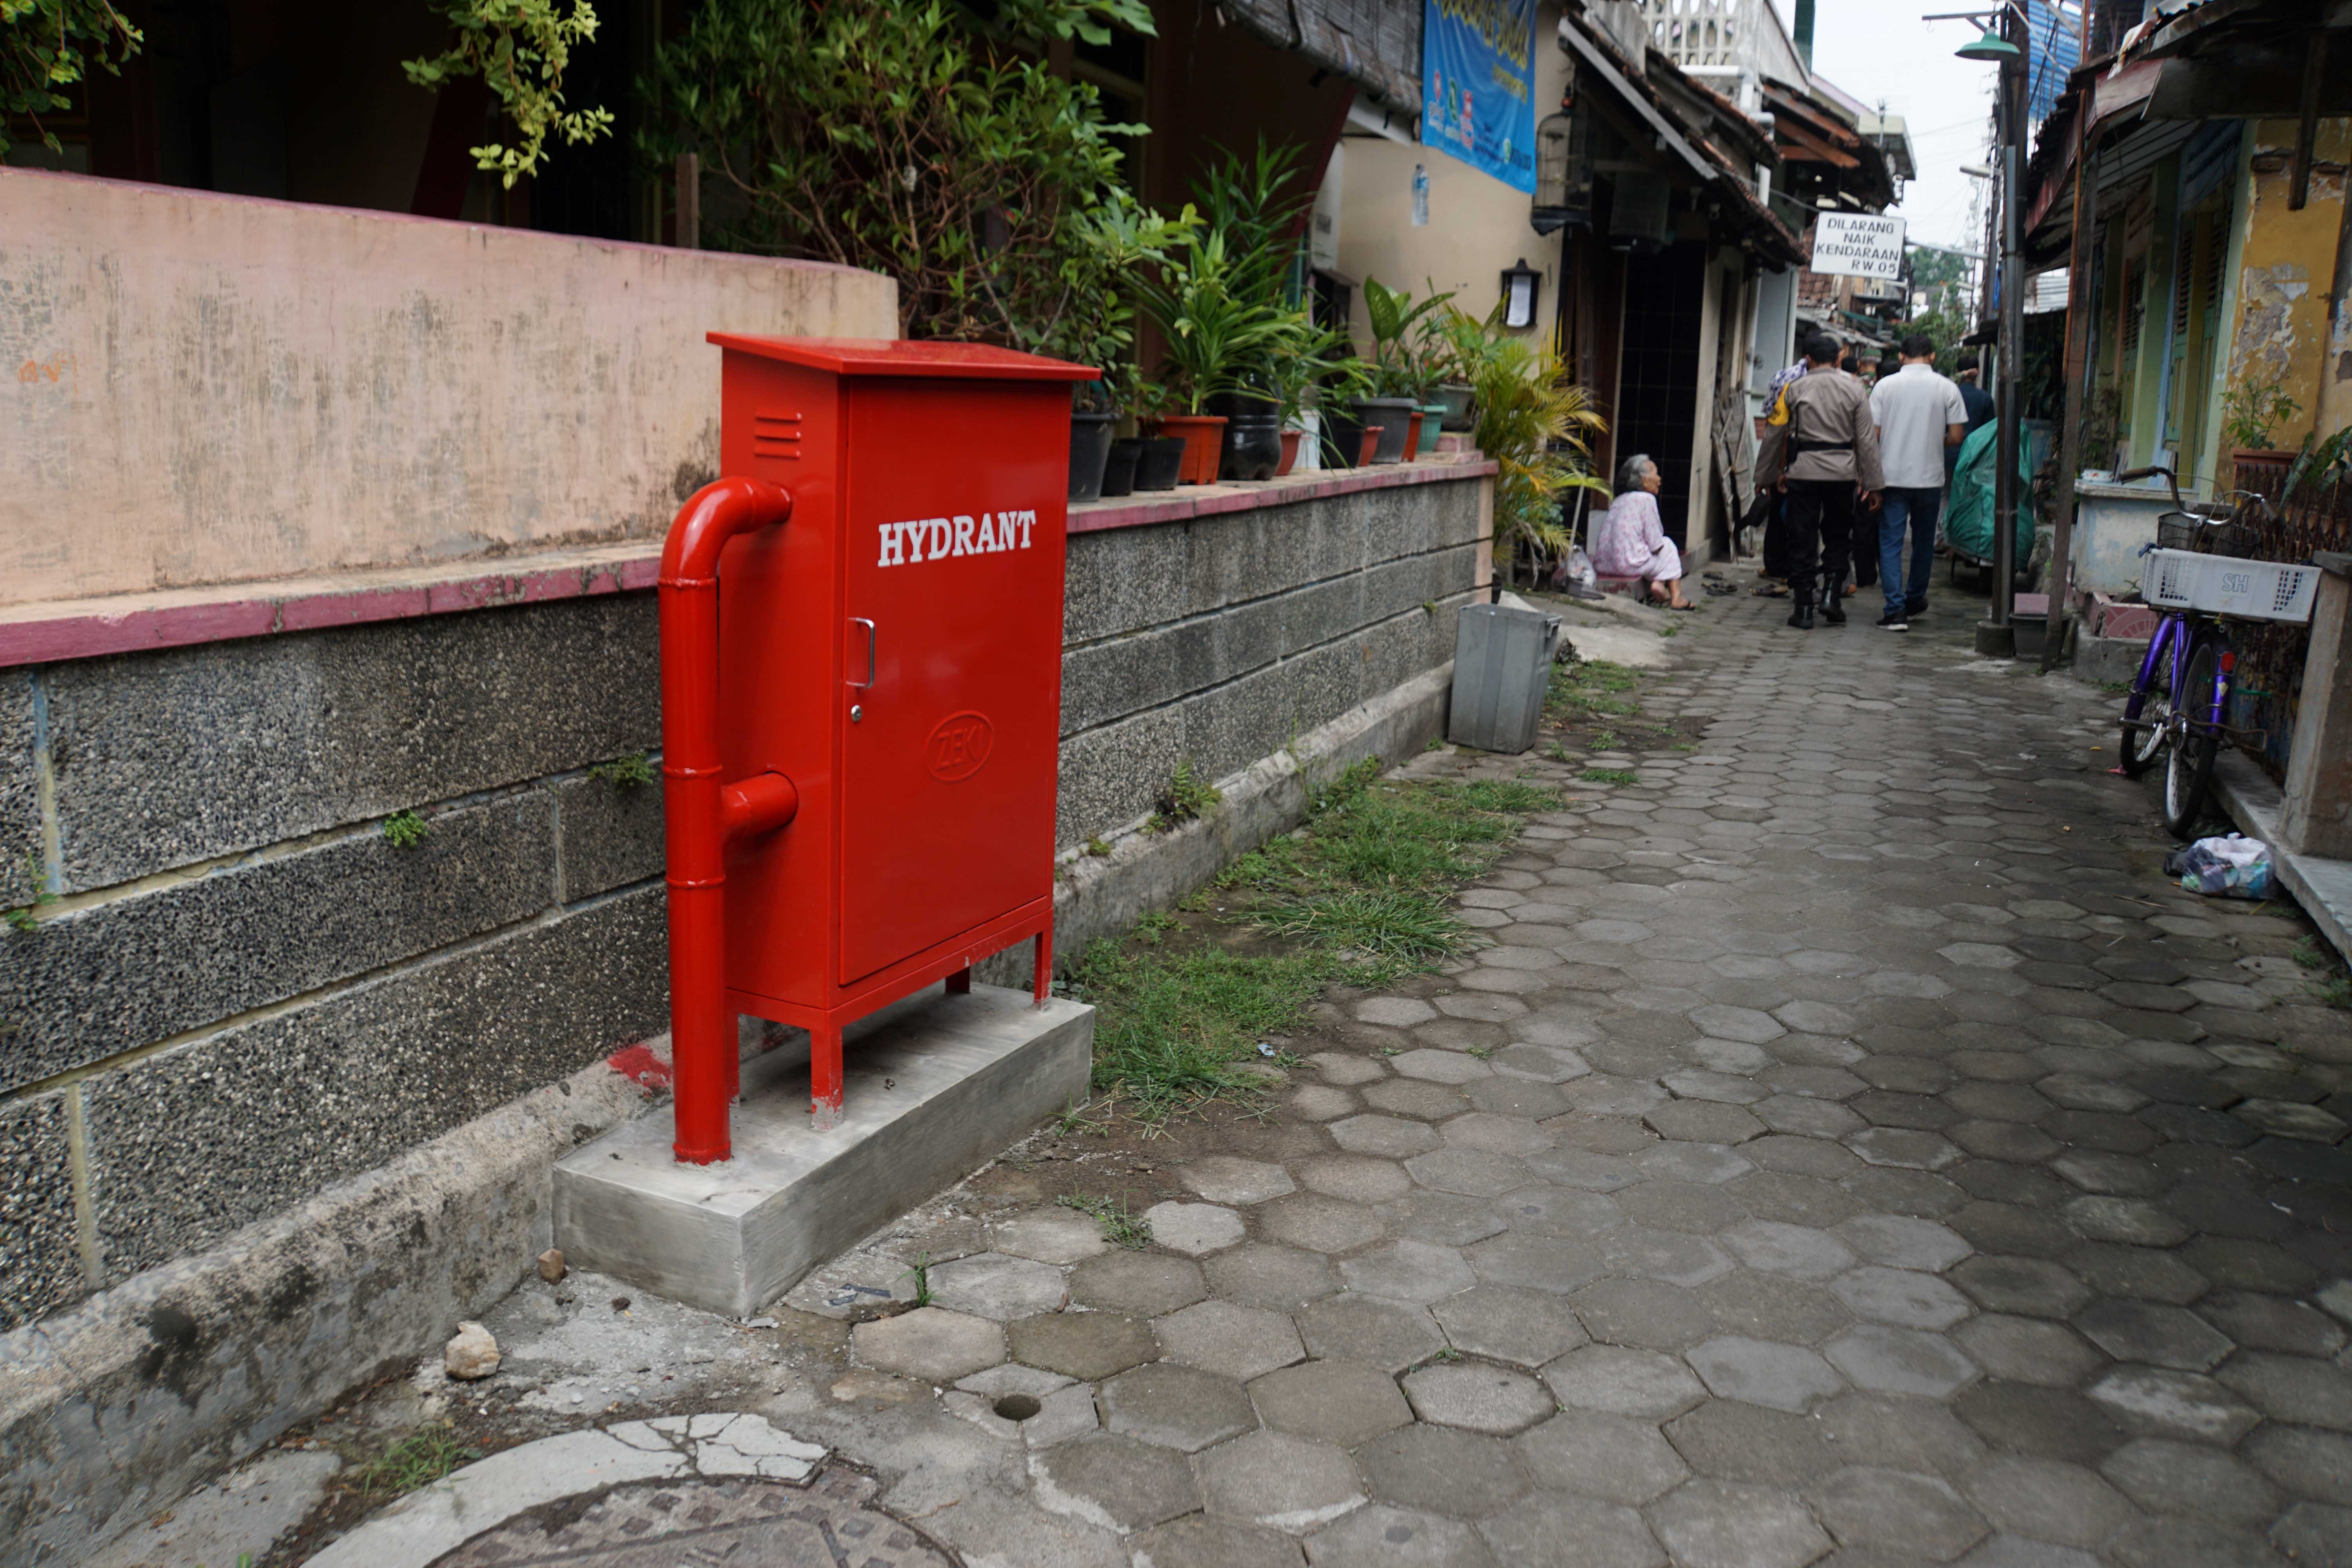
[1530,106,1590,235]
[1500,258,1543,330]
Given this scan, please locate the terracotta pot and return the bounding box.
[1359,427,1384,466]
[2230,447,2299,478]
[1156,414,1229,485]
[1403,411,1425,457]
[1277,429,1301,476]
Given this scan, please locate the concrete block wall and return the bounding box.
[0,469,1485,1332]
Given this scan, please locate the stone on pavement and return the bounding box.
[853,1307,1005,1384]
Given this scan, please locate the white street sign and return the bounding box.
[1811,213,1907,281]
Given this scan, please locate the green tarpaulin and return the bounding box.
[1941,422,2034,570]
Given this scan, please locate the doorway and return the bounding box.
[1613,241,1707,548]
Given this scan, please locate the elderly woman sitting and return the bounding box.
[1590,454,1694,610]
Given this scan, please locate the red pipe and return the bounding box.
[659,477,794,1164]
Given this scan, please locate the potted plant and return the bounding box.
[1129,379,1187,491]
[1362,277,1454,463]
[1471,328,1611,587]
[1265,319,1348,476]
[2221,374,2302,472]
[1136,225,1291,483]
[1314,349,1381,469]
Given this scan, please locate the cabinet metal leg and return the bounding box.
[811,1023,844,1132]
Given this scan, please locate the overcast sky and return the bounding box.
[1797,0,2004,257]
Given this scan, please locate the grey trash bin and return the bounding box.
[1448,601,1562,754]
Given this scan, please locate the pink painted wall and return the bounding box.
[0,170,897,608]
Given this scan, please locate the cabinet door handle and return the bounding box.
[848,617,876,689]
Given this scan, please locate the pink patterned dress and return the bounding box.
[1591,491,1683,581]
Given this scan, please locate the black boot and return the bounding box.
[1821,588,1847,626]
[1786,599,1815,630]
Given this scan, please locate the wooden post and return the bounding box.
[2043,98,2103,671]
[677,151,701,249]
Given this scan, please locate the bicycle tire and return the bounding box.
[2162,635,2221,839]
[2117,634,2173,778]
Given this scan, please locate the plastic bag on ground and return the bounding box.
[2163,834,2274,899]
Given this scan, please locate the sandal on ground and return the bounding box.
[1753,583,1790,597]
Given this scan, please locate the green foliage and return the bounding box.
[1085,836,1112,858]
[1058,1191,1153,1248]
[403,1,613,187]
[1465,312,1610,565]
[1361,278,1456,399]
[902,1252,935,1307]
[383,811,431,851]
[1147,760,1222,832]
[643,0,1153,343]
[1,0,140,157]
[589,751,655,789]
[1581,768,1639,785]
[347,1424,477,1503]
[2221,375,2301,450]
[3,852,55,933]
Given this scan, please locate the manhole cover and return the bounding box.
[432,1467,951,1566]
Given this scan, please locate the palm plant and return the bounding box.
[1133,226,1292,414]
[1468,323,1610,575]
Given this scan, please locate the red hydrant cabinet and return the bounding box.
[663,336,1096,1162]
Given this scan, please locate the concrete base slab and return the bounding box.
[555,985,1093,1316]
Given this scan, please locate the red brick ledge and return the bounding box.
[0,458,1492,668]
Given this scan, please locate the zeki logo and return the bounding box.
[877,509,1039,568]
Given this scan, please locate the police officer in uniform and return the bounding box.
[1756,332,1885,630]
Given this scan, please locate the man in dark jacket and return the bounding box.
[1757,332,1886,630]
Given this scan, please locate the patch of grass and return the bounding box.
[346,1424,476,1504]
[1254,889,1463,970]
[1581,768,1639,786]
[3,853,55,933]
[2294,937,2330,971]
[1072,940,1334,1127]
[1086,836,1112,858]
[1148,760,1222,833]
[902,1252,935,1307]
[588,751,656,788]
[1545,743,1574,763]
[1592,730,1619,749]
[382,810,430,850]
[1135,910,1179,946]
[1058,1192,1153,1249]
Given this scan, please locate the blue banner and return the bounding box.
[1422,0,1538,194]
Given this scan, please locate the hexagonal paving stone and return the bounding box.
[1311,1051,1389,1087]
[1644,1100,1766,1145]
[1439,1112,1556,1157]
[1951,1256,2092,1319]
[1354,1423,1531,1518]
[1403,1147,1532,1197]
[1720,1219,1855,1281]
[1127,1515,1308,1568]
[1296,1155,1417,1203]
[1389,1049,1493,1085]
[1541,1343,1707,1418]
[2074,1299,2234,1372]
[1960,1453,2135,1550]
[1356,997,1439,1027]
[1686,1334,1846,1412]
[1098,1361,1257,1452]
[2063,1195,2192,1248]
[1571,1277,1718,1350]
[1364,1078,1474,1119]
[1832,1213,1971,1272]
[2085,1365,2261,1443]
[1512,1410,1688,1503]
[1143,1201,1246,1257]
[993,1208,1113,1266]
[1156,1299,1307,1382]
[1302,1504,1493,1566]
[1328,1114,1442,1159]
[1250,1359,1415,1448]
[1951,1315,2103,1387]
[851,1307,1007,1385]
[1477,1492,1665,1567]
[1296,1293,1448,1374]
[1195,1428,1365,1533]
[1824,1323,1980,1398]
[1180,1156,1298,1205]
[1830,1265,1972,1330]
[1338,1240,1476,1304]
[1846,1127,1963,1170]
[1031,1432,1201,1533]
[1431,1284,1588,1367]
[1069,1251,1205,1317]
[926,1252,1071,1321]
[1256,1192,1385,1257]
[1806,1466,1987,1560]
[2099,1438,2285,1525]
[1649,1479,1833,1568]
[1205,1244,1341,1312]
[1399,1361,1555,1435]
[1005,1312,1158,1381]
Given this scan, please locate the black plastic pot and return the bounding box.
[1361,397,1418,464]
[1134,436,1186,492]
[1069,410,1118,502]
[1219,415,1284,481]
[1101,437,1143,498]
[1437,382,1476,431]
[1321,406,1369,469]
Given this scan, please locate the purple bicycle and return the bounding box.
[2112,466,2295,838]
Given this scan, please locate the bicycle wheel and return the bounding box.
[2117,632,2174,778]
[2162,635,2221,839]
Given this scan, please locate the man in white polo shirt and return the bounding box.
[1867,334,1969,632]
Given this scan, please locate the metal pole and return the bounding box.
[1978,15,2027,658]
[2043,96,2101,673]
